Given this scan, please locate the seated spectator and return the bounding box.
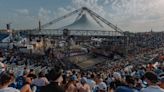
[96,82,107,92]
[141,71,164,92]
[109,72,125,92]
[0,71,20,92]
[65,75,78,92]
[8,73,17,88]
[79,77,90,92]
[32,71,49,86]
[116,75,139,92]
[0,61,5,74]
[20,77,32,92]
[28,69,37,78]
[40,67,65,92]
[158,72,164,89]
[87,74,96,91]
[16,70,29,89]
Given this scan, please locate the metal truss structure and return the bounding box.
[31,7,125,37]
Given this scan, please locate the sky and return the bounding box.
[0,0,164,32]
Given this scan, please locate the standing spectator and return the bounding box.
[40,67,65,92]
[141,71,164,92]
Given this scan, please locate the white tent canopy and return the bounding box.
[60,13,111,31]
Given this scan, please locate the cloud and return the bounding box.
[105,0,164,32]
[72,0,106,17]
[43,0,161,32]
[8,0,163,31]
[109,0,157,19]
[1,0,163,31]
[15,9,29,15]
[55,0,107,18]
[56,6,74,17]
[13,9,37,29]
[38,7,52,23]
[1,9,37,29]
[46,0,110,29]
[41,0,164,31]
[103,0,109,5]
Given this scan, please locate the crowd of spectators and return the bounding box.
[0,32,164,92]
[128,32,164,55]
[0,47,164,92]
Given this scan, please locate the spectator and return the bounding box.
[28,69,37,78]
[32,71,49,86]
[158,73,164,89]
[115,75,139,92]
[20,77,32,92]
[0,62,5,74]
[96,82,107,92]
[87,74,96,92]
[79,77,90,92]
[40,67,65,92]
[141,71,164,92]
[109,72,125,92]
[65,75,78,92]
[0,71,20,92]
[8,73,17,88]
[16,70,29,89]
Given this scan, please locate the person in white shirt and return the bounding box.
[97,82,107,92]
[87,74,96,92]
[32,71,49,87]
[0,71,20,92]
[141,71,164,92]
